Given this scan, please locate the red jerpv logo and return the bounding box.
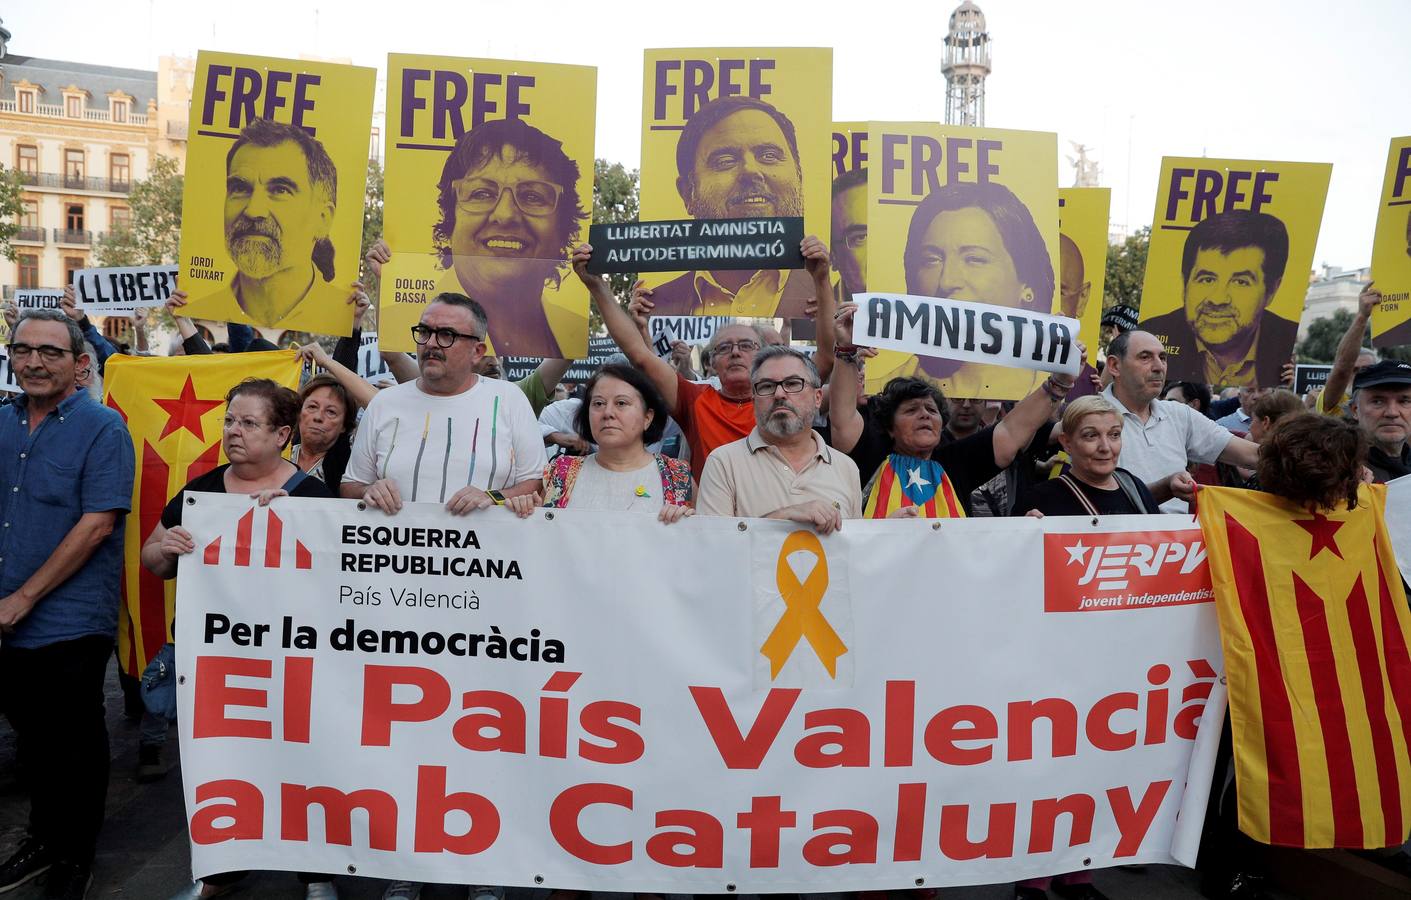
[201,507,312,570]
[1044,530,1212,612]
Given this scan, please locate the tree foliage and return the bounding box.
[358,157,384,332]
[0,165,23,262]
[1104,226,1149,314]
[590,159,640,332]
[1295,308,1357,363]
[95,155,184,267]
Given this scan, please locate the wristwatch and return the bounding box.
[486,489,506,505]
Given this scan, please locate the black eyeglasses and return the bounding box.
[411,325,482,348]
[712,339,760,358]
[8,343,73,361]
[752,376,811,397]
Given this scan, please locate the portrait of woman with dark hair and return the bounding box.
[430,117,588,357]
[900,180,1055,393]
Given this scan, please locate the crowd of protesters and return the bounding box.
[0,231,1408,900]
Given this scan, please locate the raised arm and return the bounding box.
[1320,282,1378,411]
[572,244,680,411]
[827,303,866,455]
[801,235,836,384]
[535,358,573,395]
[991,345,1085,468]
[298,342,379,409]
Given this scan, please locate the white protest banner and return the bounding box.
[177,496,1223,890]
[14,289,64,311]
[650,320,678,359]
[1384,475,1411,583]
[855,293,1082,378]
[356,332,392,382]
[73,264,180,313]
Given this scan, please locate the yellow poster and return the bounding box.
[831,122,869,302]
[863,122,1058,400]
[638,48,831,317]
[1058,187,1110,357]
[380,55,596,357]
[177,52,375,337]
[1138,157,1330,387]
[1371,137,1411,348]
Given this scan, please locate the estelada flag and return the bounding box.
[861,454,965,519]
[103,351,300,676]
[1198,484,1411,848]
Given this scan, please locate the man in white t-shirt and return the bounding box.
[1102,330,1259,513]
[342,292,545,514]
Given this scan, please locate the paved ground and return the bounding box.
[0,660,1288,900]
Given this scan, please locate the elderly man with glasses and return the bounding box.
[696,346,861,532]
[341,292,545,516]
[0,309,135,899]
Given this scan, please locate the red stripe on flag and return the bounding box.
[265,509,282,569]
[1344,575,1404,844]
[203,535,221,565]
[188,439,221,481]
[135,442,171,672]
[939,476,961,517]
[1374,556,1411,769]
[872,463,896,519]
[1292,574,1363,847]
[295,541,311,570]
[235,509,253,567]
[1225,513,1305,845]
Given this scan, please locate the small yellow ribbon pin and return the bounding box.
[760,530,848,678]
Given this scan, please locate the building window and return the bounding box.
[18,254,38,289]
[110,206,131,232]
[110,98,129,123]
[65,203,85,233]
[16,89,34,113]
[109,153,130,188]
[20,199,38,230]
[103,316,133,344]
[16,145,38,177]
[65,94,83,118]
[64,148,85,188]
[64,257,84,285]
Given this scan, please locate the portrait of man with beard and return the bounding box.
[649,95,815,317]
[206,118,347,330]
[429,117,587,358]
[1141,209,1295,389]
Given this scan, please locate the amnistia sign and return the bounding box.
[176,496,1224,891]
[855,292,1082,377]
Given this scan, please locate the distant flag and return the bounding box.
[1198,485,1411,848]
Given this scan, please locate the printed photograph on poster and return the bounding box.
[380,55,596,357]
[1138,158,1331,387]
[176,51,375,336]
[1057,187,1109,351]
[831,122,869,303]
[1370,137,1411,347]
[864,122,1059,400]
[638,48,831,318]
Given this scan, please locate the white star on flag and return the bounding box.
[905,467,931,490]
[1065,540,1089,566]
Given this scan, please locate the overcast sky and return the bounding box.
[7,0,1407,270]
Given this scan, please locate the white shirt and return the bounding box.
[344,375,546,502]
[538,398,584,460]
[564,456,665,513]
[1102,385,1233,514]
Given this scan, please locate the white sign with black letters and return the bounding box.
[73,265,180,313]
[855,292,1082,377]
[14,289,64,312]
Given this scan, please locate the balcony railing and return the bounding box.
[17,171,132,194]
[53,228,94,246]
[14,227,44,244]
[0,98,148,125]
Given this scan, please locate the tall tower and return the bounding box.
[942,1,991,127]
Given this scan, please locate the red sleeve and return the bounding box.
[673,373,704,430]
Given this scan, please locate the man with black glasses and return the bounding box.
[697,345,861,529]
[0,308,134,899]
[341,292,544,515]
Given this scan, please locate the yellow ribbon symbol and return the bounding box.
[760,530,848,678]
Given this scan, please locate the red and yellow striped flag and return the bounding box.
[1198,484,1411,848]
[103,351,300,676]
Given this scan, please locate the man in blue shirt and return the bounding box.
[0,308,135,899]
